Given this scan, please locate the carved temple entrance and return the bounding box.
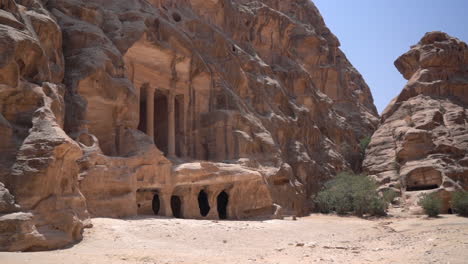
[154,91,168,154]
[138,84,184,158]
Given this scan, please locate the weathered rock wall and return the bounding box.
[364,32,468,214]
[41,0,378,214]
[0,0,89,251]
[0,0,378,250]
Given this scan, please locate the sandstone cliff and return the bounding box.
[364,32,468,214]
[0,0,378,250]
[0,0,89,250]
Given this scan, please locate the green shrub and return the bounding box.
[418,193,442,217]
[314,172,388,217]
[451,191,468,217]
[359,136,371,153]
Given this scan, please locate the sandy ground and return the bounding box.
[1,214,467,264]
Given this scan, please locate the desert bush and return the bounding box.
[315,172,388,217]
[359,136,371,153]
[418,193,442,217]
[451,191,468,217]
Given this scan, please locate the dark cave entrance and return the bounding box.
[172,12,181,22]
[198,190,210,217]
[171,195,182,218]
[154,91,168,154]
[152,193,160,215]
[406,168,442,192]
[138,92,147,133]
[406,184,440,192]
[217,191,229,220]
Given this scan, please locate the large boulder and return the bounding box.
[364,32,468,214]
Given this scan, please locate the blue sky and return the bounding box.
[313,0,468,113]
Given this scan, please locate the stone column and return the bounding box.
[168,93,176,158]
[161,191,173,217]
[146,85,155,142]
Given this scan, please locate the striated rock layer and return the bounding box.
[0,0,89,251]
[0,0,377,250]
[364,32,468,214]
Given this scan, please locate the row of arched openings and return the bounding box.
[151,190,229,219]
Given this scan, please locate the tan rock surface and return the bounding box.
[43,0,378,218]
[364,32,468,213]
[0,0,377,250]
[0,0,89,251]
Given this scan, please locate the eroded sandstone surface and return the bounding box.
[364,32,468,213]
[0,0,377,250]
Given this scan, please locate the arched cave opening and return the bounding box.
[198,190,210,217]
[406,168,442,192]
[217,191,229,220]
[152,193,160,215]
[171,195,183,218]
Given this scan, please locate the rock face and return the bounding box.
[364,32,468,214]
[0,0,377,250]
[0,0,89,251]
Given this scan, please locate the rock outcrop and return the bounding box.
[0,0,378,250]
[0,0,89,251]
[364,32,468,214]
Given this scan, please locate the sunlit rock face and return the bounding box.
[0,0,377,250]
[364,32,468,214]
[0,0,89,251]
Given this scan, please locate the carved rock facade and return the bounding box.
[0,0,377,250]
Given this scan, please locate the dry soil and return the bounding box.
[1,214,467,264]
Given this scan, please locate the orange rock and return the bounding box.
[0,0,377,251]
[364,32,468,214]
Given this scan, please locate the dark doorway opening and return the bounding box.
[448,208,453,214]
[175,95,184,157]
[198,190,210,217]
[138,93,147,133]
[171,195,182,218]
[152,193,160,215]
[154,92,168,154]
[406,184,439,192]
[217,191,229,220]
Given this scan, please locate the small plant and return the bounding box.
[359,136,371,154]
[314,172,388,217]
[418,193,442,217]
[451,191,468,217]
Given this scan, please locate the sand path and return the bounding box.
[1,214,467,264]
